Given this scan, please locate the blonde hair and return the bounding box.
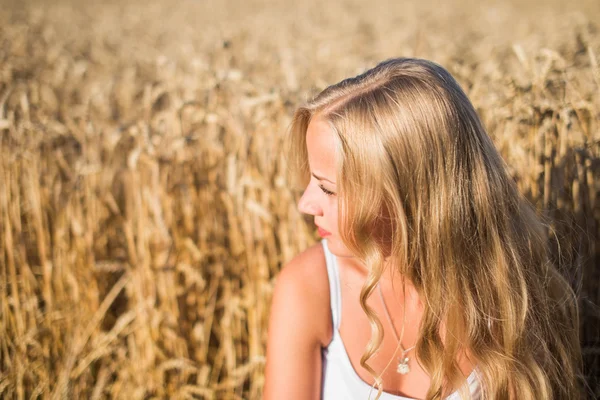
[289,58,581,399]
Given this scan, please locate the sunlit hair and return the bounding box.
[289,58,581,399]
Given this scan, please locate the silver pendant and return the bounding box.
[396,357,410,374]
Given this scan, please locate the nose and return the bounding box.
[297,185,323,216]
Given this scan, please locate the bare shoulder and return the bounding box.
[263,242,331,399]
[280,242,328,288]
[272,242,331,346]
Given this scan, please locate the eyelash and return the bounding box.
[319,185,336,196]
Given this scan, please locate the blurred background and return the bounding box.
[0,0,598,398]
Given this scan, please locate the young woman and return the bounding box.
[263,58,581,399]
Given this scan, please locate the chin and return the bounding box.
[325,237,355,258]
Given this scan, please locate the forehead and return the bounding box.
[306,116,338,176]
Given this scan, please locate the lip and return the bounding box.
[317,226,331,237]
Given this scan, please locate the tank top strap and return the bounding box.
[322,239,342,331]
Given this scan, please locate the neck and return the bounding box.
[337,253,418,298]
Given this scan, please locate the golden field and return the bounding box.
[0,0,599,398]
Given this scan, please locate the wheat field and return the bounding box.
[0,0,599,398]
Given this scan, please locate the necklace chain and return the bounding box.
[377,282,416,374]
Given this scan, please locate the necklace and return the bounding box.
[377,282,416,375]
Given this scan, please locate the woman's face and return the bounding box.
[297,116,353,257]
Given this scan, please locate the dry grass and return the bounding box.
[0,0,598,398]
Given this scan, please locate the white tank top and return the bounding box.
[320,239,482,400]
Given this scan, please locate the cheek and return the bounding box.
[324,198,366,259]
[327,200,340,231]
[323,201,354,256]
[328,200,345,244]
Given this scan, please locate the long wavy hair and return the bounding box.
[289,58,581,399]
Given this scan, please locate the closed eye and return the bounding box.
[319,185,336,196]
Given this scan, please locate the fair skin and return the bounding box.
[264,115,475,399]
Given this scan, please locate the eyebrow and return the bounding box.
[311,172,336,184]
